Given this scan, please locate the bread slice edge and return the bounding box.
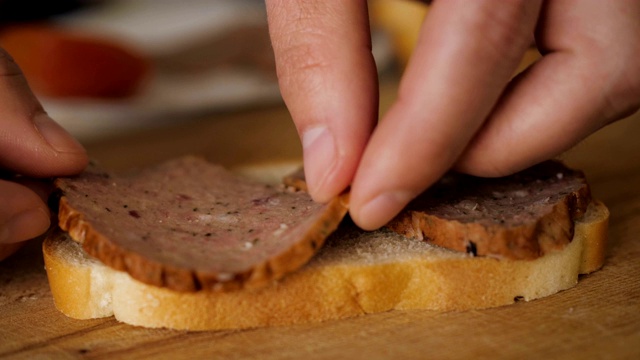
[43,201,609,331]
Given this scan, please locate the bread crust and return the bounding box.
[387,185,590,260]
[55,157,349,292]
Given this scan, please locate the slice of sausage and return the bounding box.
[387,161,591,260]
[54,156,348,292]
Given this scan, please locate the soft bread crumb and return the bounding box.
[314,226,467,267]
[43,234,115,318]
[232,161,303,185]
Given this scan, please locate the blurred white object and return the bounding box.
[45,0,393,140]
[54,0,266,56]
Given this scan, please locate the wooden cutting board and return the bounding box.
[1,81,639,359]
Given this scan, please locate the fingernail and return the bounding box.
[0,208,50,244]
[302,126,336,200]
[34,113,85,153]
[356,191,414,230]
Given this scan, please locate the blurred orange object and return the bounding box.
[370,0,540,74]
[0,24,150,98]
[370,0,429,67]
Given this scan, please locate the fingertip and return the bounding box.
[34,112,89,174]
[58,149,90,176]
[266,0,376,203]
[302,124,362,203]
[350,190,414,231]
[302,125,338,202]
[34,113,86,155]
[2,113,89,177]
[304,157,354,204]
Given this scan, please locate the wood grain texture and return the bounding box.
[1,80,639,359]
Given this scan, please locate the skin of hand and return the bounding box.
[0,47,88,261]
[266,0,640,230]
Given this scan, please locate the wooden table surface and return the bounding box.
[1,80,639,359]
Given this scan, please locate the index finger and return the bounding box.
[266,0,378,203]
[350,0,541,229]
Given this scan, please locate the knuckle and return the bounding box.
[268,1,347,94]
[560,3,640,122]
[605,80,640,121]
[279,41,329,68]
[615,67,640,113]
[273,32,334,93]
[598,47,640,121]
[469,1,538,59]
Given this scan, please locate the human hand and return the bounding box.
[0,47,88,260]
[266,0,640,229]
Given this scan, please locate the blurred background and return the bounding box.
[0,0,539,169]
[0,0,428,140]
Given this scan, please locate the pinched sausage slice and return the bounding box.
[55,156,348,292]
[283,161,591,260]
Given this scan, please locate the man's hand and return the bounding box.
[0,47,87,260]
[266,0,640,229]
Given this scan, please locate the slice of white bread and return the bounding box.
[43,200,608,331]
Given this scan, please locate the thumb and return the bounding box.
[0,47,88,250]
[0,47,87,177]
